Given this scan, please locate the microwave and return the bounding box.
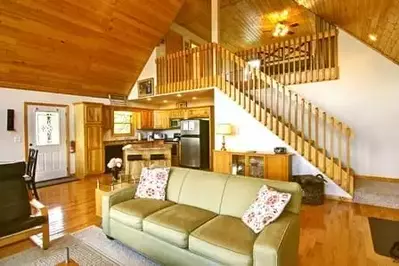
[170,119,181,129]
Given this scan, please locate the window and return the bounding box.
[36,111,60,146]
[113,111,133,135]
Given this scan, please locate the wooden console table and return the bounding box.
[213,150,292,181]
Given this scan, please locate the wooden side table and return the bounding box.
[95,175,137,217]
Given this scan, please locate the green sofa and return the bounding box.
[102,167,302,266]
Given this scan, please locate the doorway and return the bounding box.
[24,102,70,182]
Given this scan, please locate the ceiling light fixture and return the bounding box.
[163,100,168,103]
[192,97,197,100]
[368,34,377,42]
[272,23,289,37]
[177,94,182,97]
[146,98,152,101]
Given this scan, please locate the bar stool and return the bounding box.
[127,154,146,183]
[149,154,168,167]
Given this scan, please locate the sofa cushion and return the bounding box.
[135,167,170,200]
[189,215,257,266]
[143,204,217,248]
[242,185,291,233]
[110,198,174,230]
[178,169,228,213]
[220,175,302,218]
[166,167,190,202]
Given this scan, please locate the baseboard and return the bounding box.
[325,194,353,203]
[356,175,399,184]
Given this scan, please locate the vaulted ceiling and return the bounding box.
[294,0,399,65]
[175,0,317,51]
[0,0,184,97]
[176,0,399,64]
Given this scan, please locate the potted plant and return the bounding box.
[107,158,123,181]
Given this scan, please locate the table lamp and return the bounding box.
[216,124,232,151]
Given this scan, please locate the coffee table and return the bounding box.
[95,174,139,217]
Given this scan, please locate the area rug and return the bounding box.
[0,226,159,266]
[368,217,399,258]
[353,179,399,210]
[36,176,79,189]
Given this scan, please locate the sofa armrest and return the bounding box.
[102,184,138,235]
[253,212,300,266]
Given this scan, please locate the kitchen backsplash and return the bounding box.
[103,128,181,141]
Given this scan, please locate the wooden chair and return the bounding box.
[24,148,40,200]
[0,162,49,249]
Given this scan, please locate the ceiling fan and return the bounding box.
[262,9,300,37]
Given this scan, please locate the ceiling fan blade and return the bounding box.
[288,31,295,35]
[290,22,299,28]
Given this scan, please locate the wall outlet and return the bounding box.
[13,136,22,143]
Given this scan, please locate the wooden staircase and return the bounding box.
[155,40,354,197]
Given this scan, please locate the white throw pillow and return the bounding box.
[242,185,291,233]
[134,167,170,200]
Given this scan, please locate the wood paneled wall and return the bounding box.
[165,30,184,55]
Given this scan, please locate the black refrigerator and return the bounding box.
[180,119,209,169]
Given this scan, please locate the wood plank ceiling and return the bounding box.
[294,0,399,65]
[175,0,317,52]
[0,0,184,97]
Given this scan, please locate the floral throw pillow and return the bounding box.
[134,167,170,200]
[242,185,291,233]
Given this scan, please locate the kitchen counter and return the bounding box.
[123,143,172,178]
[103,139,165,146]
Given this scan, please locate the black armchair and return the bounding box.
[0,162,49,249]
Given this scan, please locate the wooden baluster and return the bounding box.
[282,85,286,140]
[276,84,280,136]
[304,36,309,83]
[294,94,299,150]
[338,122,343,187]
[310,35,314,83]
[316,18,320,82]
[295,37,300,84]
[238,52,242,106]
[251,64,256,117]
[178,51,182,92]
[328,23,332,79]
[231,53,235,99]
[330,117,335,182]
[346,128,352,194]
[263,46,267,126]
[308,102,312,161]
[257,61,261,121]
[275,41,280,84]
[289,39,294,85]
[334,27,338,78]
[299,37,303,84]
[246,49,250,113]
[282,41,286,85]
[173,53,177,92]
[270,42,274,132]
[301,98,305,156]
[166,55,170,93]
[155,58,159,95]
[288,90,292,144]
[323,112,327,173]
[315,107,319,167]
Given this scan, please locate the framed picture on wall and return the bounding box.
[138,78,154,98]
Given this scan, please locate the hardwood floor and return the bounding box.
[1,175,399,265]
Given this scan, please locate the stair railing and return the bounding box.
[155,42,354,195]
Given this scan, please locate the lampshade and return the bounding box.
[216,124,232,135]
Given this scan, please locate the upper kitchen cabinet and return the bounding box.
[85,104,102,124]
[187,107,210,118]
[139,110,154,129]
[102,105,112,130]
[153,110,170,129]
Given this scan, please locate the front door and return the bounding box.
[27,104,68,182]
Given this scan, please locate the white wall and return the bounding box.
[0,87,109,174]
[214,89,351,198]
[129,48,158,100]
[291,30,399,179]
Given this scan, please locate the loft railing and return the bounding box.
[155,42,353,195]
[236,19,339,85]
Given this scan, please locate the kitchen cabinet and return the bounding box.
[170,109,185,119]
[153,110,170,129]
[187,107,210,118]
[138,110,154,129]
[213,150,292,181]
[74,103,104,178]
[102,105,112,130]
